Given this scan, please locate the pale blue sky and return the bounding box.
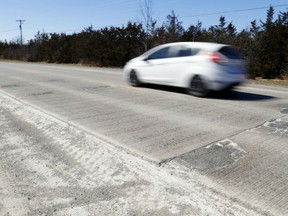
[0,0,287,42]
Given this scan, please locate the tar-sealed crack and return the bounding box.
[30,91,54,96]
[83,85,113,91]
[46,79,64,82]
[1,84,21,88]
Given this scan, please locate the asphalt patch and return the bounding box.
[176,139,247,172]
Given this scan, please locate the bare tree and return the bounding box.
[139,0,156,50]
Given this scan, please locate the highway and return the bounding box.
[0,61,288,215]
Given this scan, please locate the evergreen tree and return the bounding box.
[1,7,287,78]
[182,21,202,42]
[163,11,184,42]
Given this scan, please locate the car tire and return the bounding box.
[129,70,141,87]
[187,75,209,97]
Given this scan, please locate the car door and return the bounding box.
[139,46,175,84]
[162,46,200,86]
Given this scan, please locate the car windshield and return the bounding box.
[218,47,243,59]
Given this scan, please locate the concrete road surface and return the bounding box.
[0,61,288,215]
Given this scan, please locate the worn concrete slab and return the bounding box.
[0,62,287,163]
[173,115,288,215]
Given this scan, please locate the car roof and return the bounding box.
[172,42,228,50]
[142,42,228,57]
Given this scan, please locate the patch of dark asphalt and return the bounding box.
[173,139,248,173]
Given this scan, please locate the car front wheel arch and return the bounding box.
[129,70,141,87]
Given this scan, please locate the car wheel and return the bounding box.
[187,75,209,97]
[129,70,141,87]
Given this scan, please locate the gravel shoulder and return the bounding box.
[0,90,266,215]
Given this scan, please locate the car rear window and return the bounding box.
[218,46,243,59]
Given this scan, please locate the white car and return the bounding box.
[123,42,247,97]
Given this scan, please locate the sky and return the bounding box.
[0,0,287,43]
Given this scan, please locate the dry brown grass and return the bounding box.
[249,77,288,88]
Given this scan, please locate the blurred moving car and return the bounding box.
[123,42,247,97]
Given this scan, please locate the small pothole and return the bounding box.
[280,108,288,114]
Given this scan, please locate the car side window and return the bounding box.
[176,47,199,57]
[178,48,192,57]
[148,47,170,60]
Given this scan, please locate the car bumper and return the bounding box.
[208,75,246,91]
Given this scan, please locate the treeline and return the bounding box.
[0,6,287,79]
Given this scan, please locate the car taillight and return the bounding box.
[209,53,222,63]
